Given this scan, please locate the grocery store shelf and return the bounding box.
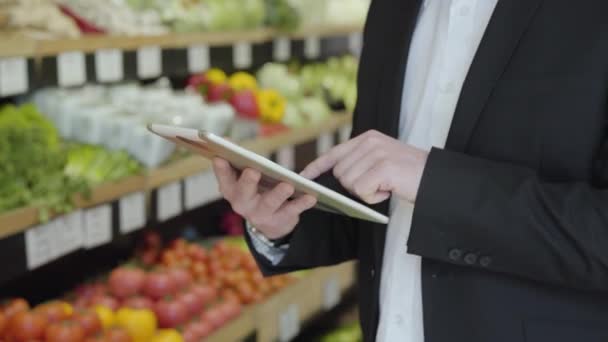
[203,261,356,342]
[0,24,363,58]
[0,113,353,240]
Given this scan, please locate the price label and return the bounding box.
[157,182,182,221]
[233,42,252,69]
[316,132,334,156]
[55,211,84,257]
[184,171,221,210]
[304,36,321,59]
[25,221,57,270]
[278,304,300,342]
[277,146,295,170]
[57,51,86,87]
[95,49,123,82]
[137,46,162,78]
[188,44,210,73]
[339,124,352,143]
[0,57,28,96]
[273,37,291,62]
[348,33,363,56]
[119,192,146,234]
[323,276,341,310]
[84,205,112,249]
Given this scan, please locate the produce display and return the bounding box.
[0,234,295,342]
[0,104,139,218]
[0,0,368,37]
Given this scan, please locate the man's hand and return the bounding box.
[212,158,317,240]
[301,130,428,204]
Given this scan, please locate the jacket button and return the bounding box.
[479,256,492,267]
[464,253,478,265]
[448,249,463,261]
[370,268,375,278]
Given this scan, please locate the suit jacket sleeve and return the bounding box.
[245,174,360,277]
[408,141,608,291]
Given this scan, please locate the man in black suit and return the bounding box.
[211,0,608,341]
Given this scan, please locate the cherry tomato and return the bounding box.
[121,296,154,310]
[167,268,192,291]
[103,327,132,342]
[153,298,189,329]
[35,301,72,323]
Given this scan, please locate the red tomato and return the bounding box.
[167,268,192,291]
[121,296,154,310]
[84,332,107,342]
[45,320,86,342]
[73,309,102,336]
[143,272,177,299]
[34,301,71,323]
[7,311,47,341]
[154,298,189,328]
[0,310,7,335]
[103,327,132,342]
[108,267,146,299]
[190,285,216,305]
[2,298,30,319]
[178,290,204,317]
[90,295,120,311]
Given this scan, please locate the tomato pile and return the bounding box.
[0,236,295,342]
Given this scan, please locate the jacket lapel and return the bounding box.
[374,0,423,139]
[445,0,544,151]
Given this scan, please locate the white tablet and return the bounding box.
[147,124,389,224]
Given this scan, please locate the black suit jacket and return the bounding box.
[247,0,608,341]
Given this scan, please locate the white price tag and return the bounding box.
[157,182,182,221]
[273,37,291,62]
[57,51,86,87]
[0,57,28,96]
[233,42,252,69]
[188,44,210,73]
[278,304,300,342]
[84,205,112,249]
[137,46,162,78]
[339,124,352,143]
[95,49,123,82]
[323,277,341,310]
[316,132,334,156]
[119,192,146,234]
[304,36,321,59]
[348,33,363,56]
[277,146,295,170]
[55,211,84,257]
[25,221,57,270]
[184,171,220,210]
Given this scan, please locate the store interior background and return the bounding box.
[0,1,369,341]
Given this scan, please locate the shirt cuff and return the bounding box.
[246,222,289,266]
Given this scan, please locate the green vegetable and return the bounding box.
[265,0,300,32]
[0,104,87,217]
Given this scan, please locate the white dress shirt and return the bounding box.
[249,0,497,340]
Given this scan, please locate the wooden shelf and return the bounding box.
[0,113,353,240]
[0,24,362,58]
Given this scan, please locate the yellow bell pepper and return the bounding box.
[205,68,227,85]
[256,89,286,123]
[229,71,258,91]
[115,308,158,342]
[93,305,115,329]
